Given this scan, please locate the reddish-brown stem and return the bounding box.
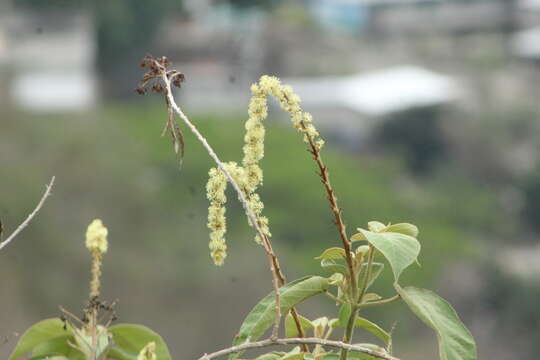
[300,122,357,296]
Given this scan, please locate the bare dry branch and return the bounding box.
[0,176,55,252]
[197,337,400,360]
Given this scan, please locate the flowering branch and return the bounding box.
[0,176,55,252]
[142,57,287,340]
[198,337,400,360]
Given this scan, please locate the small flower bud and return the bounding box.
[137,341,157,360]
[85,219,108,254]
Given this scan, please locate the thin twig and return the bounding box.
[0,176,55,251]
[357,245,375,304]
[197,337,400,360]
[155,62,286,339]
[323,290,346,305]
[360,294,401,308]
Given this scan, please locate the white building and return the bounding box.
[2,11,97,112]
[284,66,459,142]
[512,26,540,61]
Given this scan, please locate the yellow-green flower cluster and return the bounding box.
[85,219,108,298]
[205,75,323,265]
[207,166,228,266]
[86,219,108,254]
[243,76,324,235]
[247,75,325,153]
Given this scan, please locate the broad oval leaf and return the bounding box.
[385,223,419,237]
[229,276,329,360]
[354,317,390,345]
[315,247,346,260]
[9,318,69,360]
[31,335,85,360]
[320,259,348,275]
[357,229,420,281]
[332,314,389,345]
[284,313,313,338]
[108,324,172,360]
[395,285,477,360]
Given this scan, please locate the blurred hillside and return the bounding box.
[0,100,515,359]
[2,0,540,359]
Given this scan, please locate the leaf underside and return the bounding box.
[358,229,420,281]
[395,285,477,360]
[108,324,172,360]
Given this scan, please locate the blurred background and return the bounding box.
[1,0,540,358]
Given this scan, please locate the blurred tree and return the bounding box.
[374,107,448,175]
[522,165,540,232]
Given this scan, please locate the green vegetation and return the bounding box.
[3,85,502,358]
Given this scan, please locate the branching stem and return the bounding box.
[324,291,347,305]
[301,124,356,295]
[0,176,55,252]
[359,294,401,308]
[198,337,400,360]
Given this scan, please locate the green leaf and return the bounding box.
[367,221,387,232]
[255,353,284,360]
[328,318,340,328]
[338,304,351,327]
[312,317,329,337]
[385,223,419,237]
[355,245,370,256]
[358,262,384,290]
[229,276,329,360]
[320,259,348,275]
[327,273,344,285]
[354,318,390,345]
[72,325,110,359]
[315,247,346,260]
[27,356,69,360]
[357,229,420,281]
[108,324,172,360]
[332,313,390,345]
[9,318,69,360]
[350,232,367,242]
[284,312,313,338]
[31,335,85,360]
[395,285,477,360]
[279,346,303,360]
